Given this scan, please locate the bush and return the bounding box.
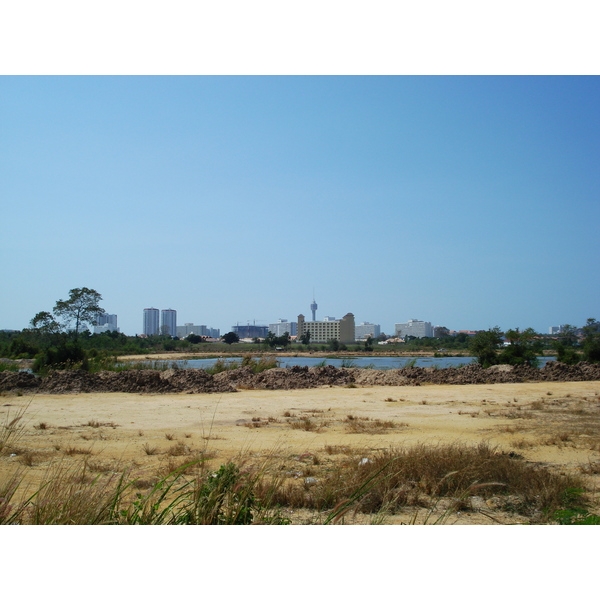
[32,341,86,373]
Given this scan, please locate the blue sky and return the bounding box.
[1,76,599,336]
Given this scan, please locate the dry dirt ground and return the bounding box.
[2,380,600,524]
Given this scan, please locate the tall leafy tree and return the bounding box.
[53,287,103,340]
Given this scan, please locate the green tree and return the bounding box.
[558,324,578,347]
[469,327,504,367]
[30,311,61,336]
[299,331,311,345]
[275,332,291,348]
[221,332,240,345]
[264,331,277,348]
[53,287,103,340]
[582,318,600,362]
[327,339,340,351]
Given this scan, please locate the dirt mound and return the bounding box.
[0,371,40,392]
[537,360,600,382]
[2,362,599,395]
[0,369,236,395]
[213,365,356,390]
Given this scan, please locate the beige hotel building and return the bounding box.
[297,313,355,344]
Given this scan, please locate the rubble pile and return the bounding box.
[1,361,599,395]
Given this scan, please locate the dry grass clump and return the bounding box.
[64,445,93,456]
[0,403,29,455]
[142,443,160,456]
[345,415,407,434]
[86,420,118,429]
[323,445,355,456]
[288,416,329,432]
[17,450,45,467]
[166,442,191,457]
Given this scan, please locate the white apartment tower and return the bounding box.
[161,309,177,337]
[143,308,160,336]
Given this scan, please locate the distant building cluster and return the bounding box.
[176,323,220,339]
[142,309,220,338]
[94,312,119,334]
[87,297,579,343]
[143,308,177,337]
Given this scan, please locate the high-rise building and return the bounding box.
[143,308,160,336]
[395,319,433,339]
[94,312,119,334]
[161,309,177,337]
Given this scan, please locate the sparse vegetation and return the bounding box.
[345,416,407,434]
[0,435,594,524]
[142,443,159,456]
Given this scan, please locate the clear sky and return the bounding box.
[1,76,599,336]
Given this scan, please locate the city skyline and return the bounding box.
[2,77,599,336]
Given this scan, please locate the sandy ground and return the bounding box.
[2,380,599,524]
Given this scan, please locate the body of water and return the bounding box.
[157,355,556,370]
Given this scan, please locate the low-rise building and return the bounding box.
[297,313,355,344]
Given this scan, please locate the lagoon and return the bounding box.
[156,355,556,370]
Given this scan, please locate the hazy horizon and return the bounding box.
[2,76,599,336]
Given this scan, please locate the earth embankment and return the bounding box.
[2,361,600,395]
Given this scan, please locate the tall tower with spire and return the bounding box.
[310,295,318,321]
